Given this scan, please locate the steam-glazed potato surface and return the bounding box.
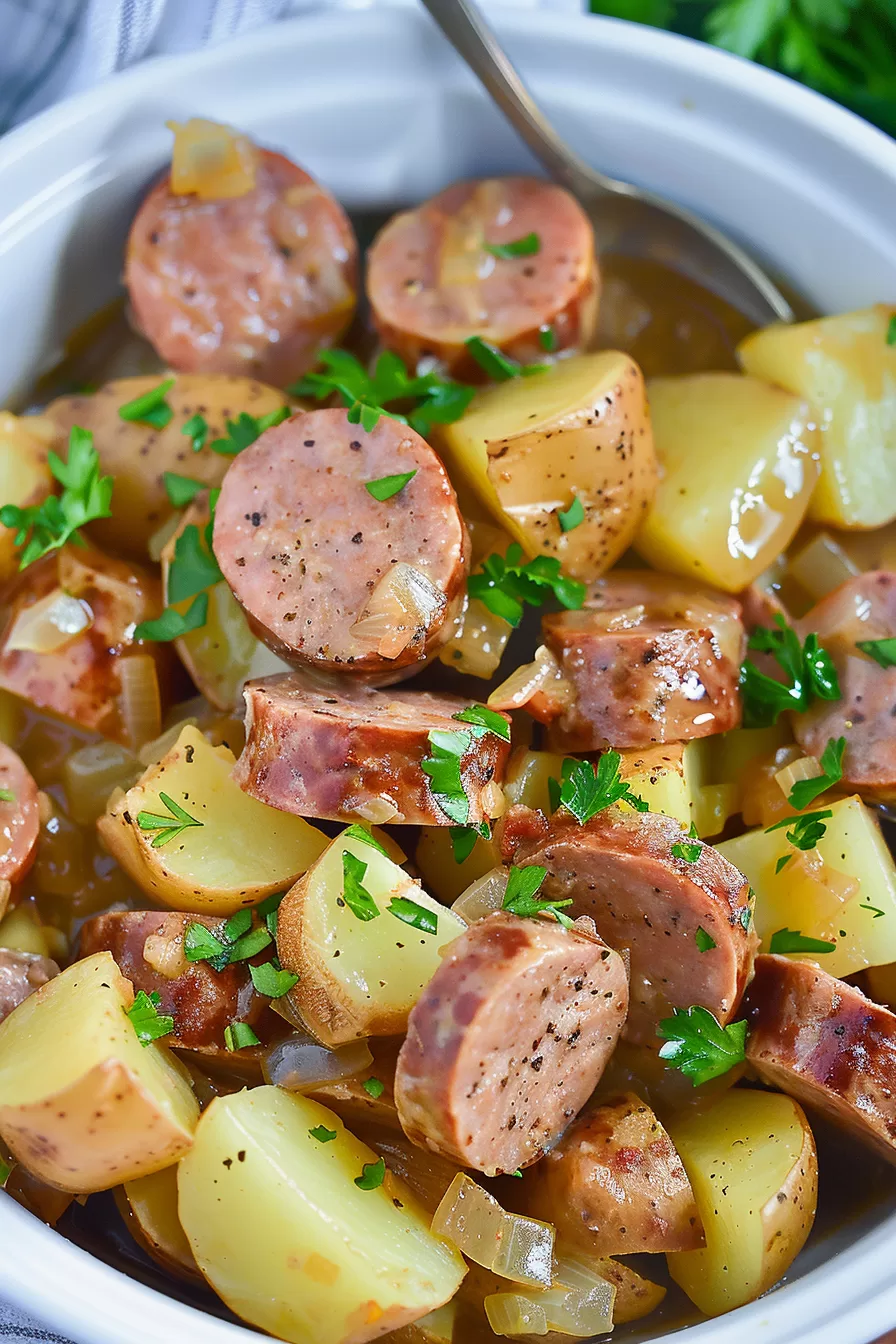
[1,112,895,1344]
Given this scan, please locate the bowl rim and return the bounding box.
[1,7,896,1343]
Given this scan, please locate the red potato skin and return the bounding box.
[395,911,629,1175]
[234,674,511,825]
[0,744,39,885]
[518,1091,704,1255]
[503,804,757,1045]
[743,955,896,1165]
[125,149,357,385]
[78,911,268,1051]
[367,177,598,378]
[792,571,896,802]
[0,949,59,1024]
[212,408,470,680]
[538,572,745,751]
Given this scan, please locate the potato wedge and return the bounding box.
[503,747,566,816]
[0,951,198,1192]
[635,372,819,591]
[98,725,327,914]
[118,1165,200,1281]
[738,306,896,529]
[666,1089,817,1317]
[717,794,896,979]
[387,1303,455,1344]
[0,903,51,958]
[415,825,499,904]
[278,829,466,1045]
[177,1086,465,1344]
[436,351,656,581]
[47,374,291,558]
[0,412,55,583]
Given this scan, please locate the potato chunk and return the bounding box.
[0,412,55,583]
[278,829,466,1045]
[739,306,896,528]
[177,1086,465,1344]
[98,725,327,914]
[118,1165,200,1281]
[0,951,198,1192]
[436,351,656,581]
[666,1089,817,1316]
[635,373,819,591]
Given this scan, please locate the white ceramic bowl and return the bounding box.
[1,8,896,1343]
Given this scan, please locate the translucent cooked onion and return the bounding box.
[787,532,860,601]
[0,881,9,924]
[353,797,401,824]
[775,754,822,802]
[261,1034,373,1093]
[351,563,447,659]
[148,513,182,564]
[790,847,859,915]
[439,596,512,680]
[485,1253,616,1339]
[62,741,140,826]
[167,118,258,199]
[142,928,189,980]
[6,589,93,653]
[431,1174,554,1287]
[138,718,199,768]
[452,867,508,922]
[482,781,507,819]
[118,654,162,752]
[488,645,574,716]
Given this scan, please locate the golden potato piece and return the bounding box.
[0,413,55,583]
[118,1164,200,1281]
[98,725,327,915]
[415,824,499,905]
[666,1089,817,1317]
[0,951,198,1193]
[46,374,291,558]
[436,351,656,581]
[635,372,819,592]
[278,829,466,1046]
[177,1086,466,1344]
[739,305,896,529]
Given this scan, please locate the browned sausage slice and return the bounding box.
[792,571,896,803]
[0,744,39,886]
[504,805,756,1045]
[212,407,469,678]
[367,177,598,377]
[743,954,896,1165]
[234,674,511,826]
[534,572,744,751]
[0,949,59,1025]
[125,148,357,385]
[395,910,628,1175]
[79,911,268,1051]
[517,1091,704,1255]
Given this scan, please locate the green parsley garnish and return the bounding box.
[695,927,716,952]
[672,822,701,863]
[857,638,896,668]
[185,909,276,973]
[363,1077,385,1099]
[887,315,896,347]
[860,901,886,918]
[503,863,574,929]
[126,990,175,1047]
[249,961,299,999]
[484,232,540,260]
[450,821,491,864]
[740,615,840,727]
[0,788,15,803]
[182,413,208,453]
[787,736,846,810]
[364,471,417,501]
[354,1156,386,1190]
[163,472,206,509]
[184,922,229,969]
[0,1156,12,1188]
[465,336,523,382]
[136,792,203,848]
[134,591,209,643]
[224,1022,261,1052]
[553,752,647,825]
[538,324,557,353]
[657,1006,747,1086]
[766,808,832,873]
[342,825,389,857]
[388,896,438,935]
[1,426,114,570]
[118,378,175,429]
[557,495,585,533]
[209,407,291,456]
[769,928,836,955]
[167,522,223,602]
[256,891,285,938]
[452,704,511,741]
[421,729,472,824]
[468,542,586,627]
[309,1125,337,1143]
[341,851,380,921]
[227,925,274,963]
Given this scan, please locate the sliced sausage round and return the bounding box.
[233,674,511,826]
[518,1091,704,1255]
[367,177,598,377]
[504,804,757,1045]
[79,911,268,1052]
[792,571,896,803]
[537,572,745,751]
[212,407,470,679]
[743,954,896,1165]
[0,949,58,1025]
[125,148,357,385]
[395,910,628,1175]
[0,744,39,886]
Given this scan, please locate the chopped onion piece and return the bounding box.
[488,645,574,716]
[485,1253,616,1339]
[143,929,188,980]
[485,1295,549,1338]
[0,881,9,925]
[261,1034,373,1093]
[775,754,821,802]
[439,595,512,680]
[167,118,258,199]
[452,868,508,923]
[118,654,162,752]
[6,589,93,653]
[351,563,447,659]
[431,1174,554,1287]
[353,797,401,824]
[482,780,507,819]
[787,532,860,601]
[148,512,182,564]
[138,718,200,768]
[62,741,140,825]
[790,847,859,916]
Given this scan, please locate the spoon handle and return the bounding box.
[420,0,609,200]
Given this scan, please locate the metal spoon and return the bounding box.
[419,0,794,326]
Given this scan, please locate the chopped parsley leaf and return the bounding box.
[657,1006,747,1085]
[484,232,541,260]
[354,1156,386,1190]
[249,961,299,999]
[503,863,574,929]
[768,928,836,954]
[166,521,222,603]
[557,495,585,533]
[134,591,209,643]
[126,990,175,1047]
[856,637,896,668]
[309,1125,337,1143]
[224,1022,260,1051]
[554,752,647,825]
[341,851,380,921]
[163,471,206,508]
[887,315,896,346]
[118,378,175,428]
[1,426,114,570]
[364,470,416,501]
[452,704,511,741]
[342,824,389,857]
[0,788,15,803]
[210,407,290,456]
[695,927,716,952]
[538,325,557,352]
[182,412,208,453]
[388,896,438,935]
[787,736,846,810]
[450,821,491,864]
[740,615,840,727]
[136,792,203,848]
[363,1077,385,1099]
[468,542,586,628]
[421,728,472,825]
